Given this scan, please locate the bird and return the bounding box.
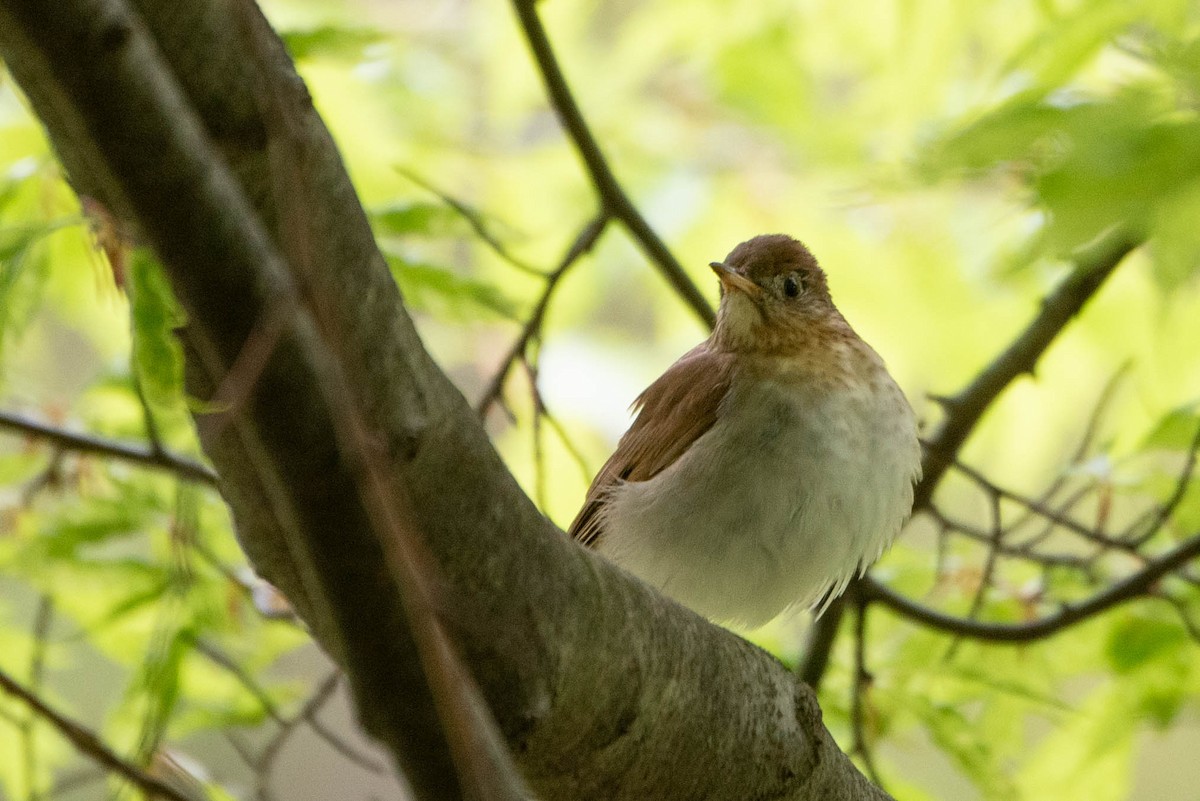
[568,234,921,628]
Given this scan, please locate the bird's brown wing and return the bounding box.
[569,344,735,547]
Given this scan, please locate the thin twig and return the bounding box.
[189,631,382,774]
[925,504,1097,575]
[394,166,545,277]
[796,595,847,690]
[860,529,1200,642]
[541,408,595,489]
[1156,592,1200,643]
[20,596,53,801]
[256,671,345,796]
[1000,363,1129,534]
[1120,419,1200,546]
[476,213,608,415]
[508,0,715,327]
[849,600,883,788]
[0,409,217,486]
[524,357,550,511]
[0,666,201,801]
[255,670,383,800]
[188,637,287,725]
[951,459,1130,552]
[944,493,1004,661]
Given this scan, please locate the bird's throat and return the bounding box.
[712,292,764,351]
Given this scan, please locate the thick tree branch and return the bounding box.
[0,0,889,798]
[859,530,1200,642]
[0,409,217,486]
[0,2,511,797]
[509,0,716,328]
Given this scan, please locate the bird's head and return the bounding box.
[709,234,838,352]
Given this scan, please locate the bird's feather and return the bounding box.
[569,344,736,547]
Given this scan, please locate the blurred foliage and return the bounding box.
[2,0,1200,799]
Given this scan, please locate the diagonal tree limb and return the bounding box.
[0,1,511,797]
[509,0,716,328]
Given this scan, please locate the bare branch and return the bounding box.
[1002,363,1130,533]
[943,492,1004,660]
[0,665,201,801]
[861,530,1200,642]
[1120,418,1200,546]
[925,504,1098,575]
[914,231,1138,512]
[950,459,1125,551]
[508,0,715,327]
[849,602,884,789]
[796,595,846,690]
[475,212,609,415]
[0,409,217,486]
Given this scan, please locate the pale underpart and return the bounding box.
[596,352,921,628]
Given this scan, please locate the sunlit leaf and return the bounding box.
[0,223,53,354]
[370,201,462,238]
[1106,614,1186,673]
[1141,406,1200,451]
[279,25,385,62]
[385,253,517,320]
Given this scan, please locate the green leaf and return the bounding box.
[1106,614,1186,673]
[279,25,384,61]
[128,250,185,407]
[0,223,54,354]
[920,85,1200,255]
[1017,691,1135,801]
[911,698,1018,800]
[1000,0,1147,92]
[385,254,517,320]
[370,201,462,238]
[1149,180,1200,290]
[39,499,151,560]
[1141,406,1200,451]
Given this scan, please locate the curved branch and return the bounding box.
[914,231,1138,511]
[0,409,218,486]
[509,0,716,328]
[860,530,1200,642]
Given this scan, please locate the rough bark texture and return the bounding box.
[0,1,891,798]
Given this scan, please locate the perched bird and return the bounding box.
[569,234,921,627]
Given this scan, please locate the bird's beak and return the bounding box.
[710,261,761,298]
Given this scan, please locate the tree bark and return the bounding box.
[0,1,890,798]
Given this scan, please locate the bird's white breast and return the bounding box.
[596,355,920,627]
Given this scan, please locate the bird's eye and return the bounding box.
[783,275,801,298]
